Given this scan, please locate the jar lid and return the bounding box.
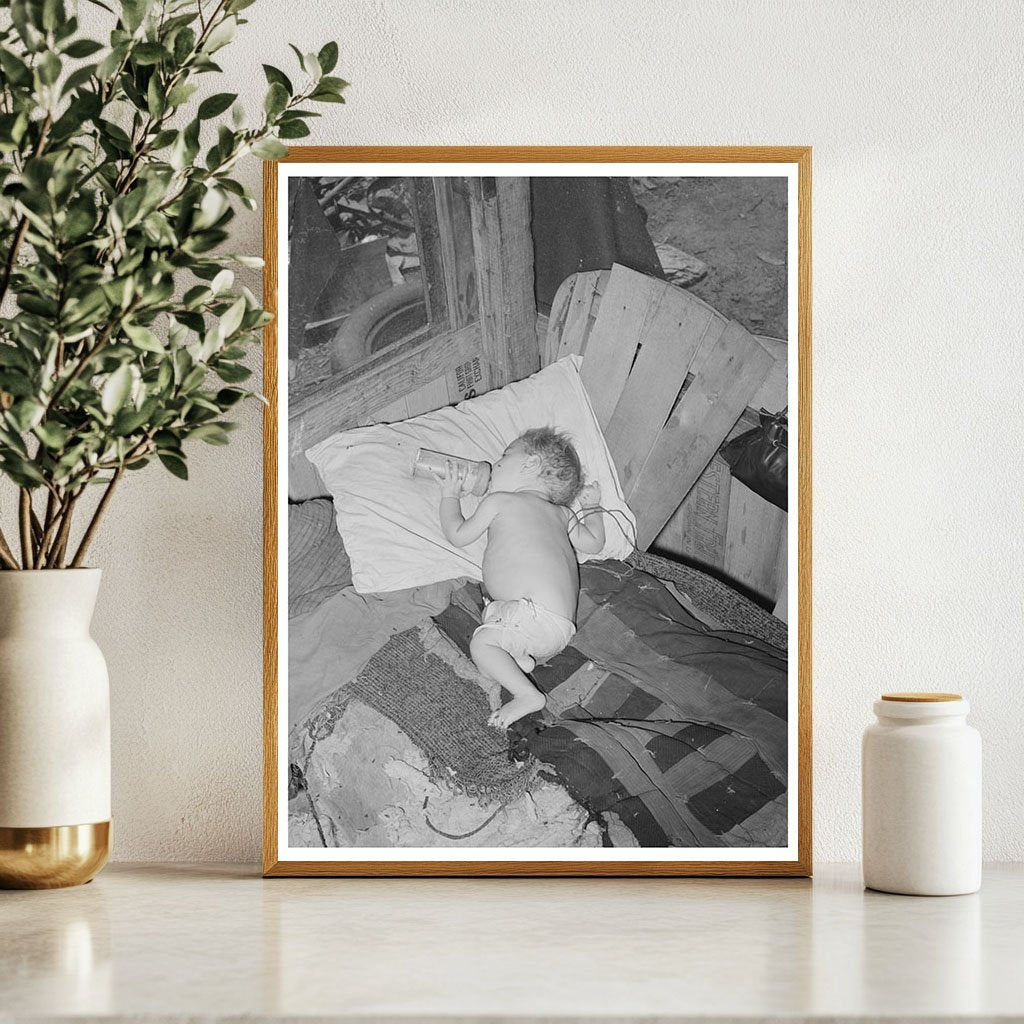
[874,694,969,719]
[881,692,962,702]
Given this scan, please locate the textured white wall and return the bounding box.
[66,0,1024,862]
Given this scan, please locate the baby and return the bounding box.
[439,427,605,728]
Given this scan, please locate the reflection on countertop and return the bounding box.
[1,863,1021,1020]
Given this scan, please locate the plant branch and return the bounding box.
[45,491,79,569]
[18,489,34,569]
[0,526,20,570]
[70,464,124,567]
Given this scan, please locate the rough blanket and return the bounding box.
[435,560,789,848]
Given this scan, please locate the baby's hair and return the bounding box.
[511,427,583,506]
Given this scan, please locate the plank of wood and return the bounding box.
[543,278,573,367]
[772,524,789,623]
[288,324,482,454]
[469,177,538,387]
[654,454,733,572]
[630,321,774,550]
[409,179,448,328]
[404,374,451,418]
[367,394,409,424]
[604,287,726,496]
[554,269,606,362]
[434,177,478,330]
[579,264,654,429]
[751,334,788,413]
[724,478,787,604]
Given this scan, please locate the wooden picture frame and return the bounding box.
[264,147,811,877]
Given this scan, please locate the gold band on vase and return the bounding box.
[0,821,111,889]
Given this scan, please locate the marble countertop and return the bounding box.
[2,862,1021,1021]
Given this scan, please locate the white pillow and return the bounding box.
[305,356,636,594]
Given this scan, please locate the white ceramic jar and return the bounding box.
[862,692,981,896]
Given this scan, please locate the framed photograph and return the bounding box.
[263,147,811,876]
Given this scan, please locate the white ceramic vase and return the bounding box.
[0,569,111,888]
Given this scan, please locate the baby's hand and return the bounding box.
[440,459,469,498]
[578,481,602,507]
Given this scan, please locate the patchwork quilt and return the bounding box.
[435,560,789,848]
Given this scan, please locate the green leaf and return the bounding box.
[42,0,66,33]
[61,63,98,96]
[217,295,246,339]
[158,452,188,479]
[203,15,236,53]
[189,422,230,445]
[210,268,234,294]
[277,120,310,140]
[0,49,33,86]
[250,137,287,160]
[309,88,346,104]
[262,64,292,94]
[38,51,62,86]
[101,365,133,414]
[132,42,168,66]
[123,321,164,353]
[181,365,206,391]
[63,38,104,58]
[263,81,288,117]
[34,421,70,449]
[1,455,46,487]
[121,0,152,33]
[146,74,165,116]
[112,405,150,435]
[299,51,321,80]
[215,388,247,408]
[318,75,349,93]
[214,362,251,383]
[317,41,339,75]
[198,91,236,119]
[173,26,196,65]
[9,399,45,432]
[166,81,199,107]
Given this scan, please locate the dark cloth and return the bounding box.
[530,178,664,314]
[435,559,788,848]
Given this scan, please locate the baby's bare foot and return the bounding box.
[513,652,535,673]
[487,691,546,729]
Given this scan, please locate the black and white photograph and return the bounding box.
[266,153,809,874]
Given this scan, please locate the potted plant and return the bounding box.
[0,0,345,887]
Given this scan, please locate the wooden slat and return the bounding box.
[630,321,774,550]
[544,277,574,366]
[605,289,726,496]
[288,324,481,454]
[772,523,789,622]
[553,269,606,362]
[409,178,448,328]
[434,177,478,330]
[655,454,733,572]
[579,265,652,428]
[469,177,538,386]
[724,479,787,603]
[751,334,788,412]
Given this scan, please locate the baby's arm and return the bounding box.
[568,481,606,554]
[439,461,499,547]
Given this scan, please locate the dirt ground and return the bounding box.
[631,177,788,340]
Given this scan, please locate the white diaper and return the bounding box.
[472,598,576,666]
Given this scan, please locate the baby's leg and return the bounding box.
[470,630,545,729]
